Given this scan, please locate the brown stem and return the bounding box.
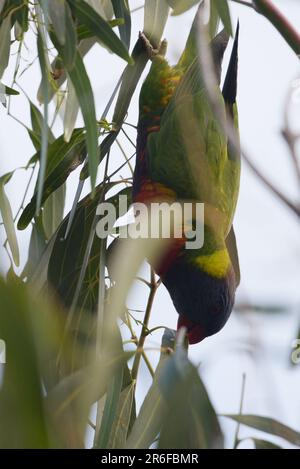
[125,311,155,378]
[131,268,158,381]
[253,0,300,57]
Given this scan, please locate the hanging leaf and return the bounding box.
[14,2,29,38]
[80,36,150,180]
[158,341,224,449]
[18,129,86,230]
[0,172,20,266]
[37,38,96,104]
[95,369,124,448]
[36,32,50,214]
[0,280,52,448]
[64,1,77,70]
[84,0,114,20]
[47,184,131,313]
[224,415,300,447]
[30,100,55,149]
[167,0,201,16]
[3,84,19,95]
[251,438,283,449]
[43,183,66,240]
[125,329,176,449]
[22,219,47,280]
[209,0,220,39]
[64,80,79,142]
[0,0,5,15]
[0,81,6,107]
[111,0,131,50]
[48,0,67,45]
[51,31,99,194]
[212,0,233,36]
[144,0,170,48]
[45,351,134,446]
[108,381,135,449]
[0,13,11,79]
[67,0,133,64]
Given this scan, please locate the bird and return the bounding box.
[132,13,241,345]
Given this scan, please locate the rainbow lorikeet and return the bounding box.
[133,20,241,344]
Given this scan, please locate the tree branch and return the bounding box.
[253,0,300,57]
[131,268,158,381]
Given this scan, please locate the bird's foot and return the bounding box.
[139,32,168,60]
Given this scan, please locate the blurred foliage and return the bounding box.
[0,0,300,450]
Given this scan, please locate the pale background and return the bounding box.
[1,0,300,448]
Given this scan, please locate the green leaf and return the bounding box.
[0,279,65,447]
[113,39,149,128]
[0,282,47,447]
[18,129,86,230]
[108,381,135,449]
[3,84,19,95]
[11,0,28,37]
[0,0,5,15]
[63,80,79,142]
[36,32,50,214]
[30,100,55,147]
[209,0,220,39]
[67,0,132,64]
[0,12,11,78]
[84,0,114,20]
[95,369,124,448]
[125,329,176,449]
[213,0,233,36]
[37,38,96,104]
[48,2,77,70]
[47,184,131,314]
[167,0,201,16]
[0,81,6,106]
[224,415,300,447]
[62,49,98,193]
[158,342,224,449]
[46,351,134,445]
[0,172,20,266]
[48,0,66,45]
[43,183,66,239]
[111,0,131,49]
[63,1,77,69]
[144,0,170,48]
[30,102,66,239]
[21,220,47,279]
[250,438,283,449]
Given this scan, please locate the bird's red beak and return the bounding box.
[177,315,205,345]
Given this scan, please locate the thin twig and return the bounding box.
[253,0,300,57]
[131,268,159,381]
[121,127,137,149]
[131,4,144,14]
[282,81,300,188]
[125,311,155,378]
[116,138,134,176]
[233,373,247,449]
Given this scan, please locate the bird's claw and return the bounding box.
[139,32,167,60]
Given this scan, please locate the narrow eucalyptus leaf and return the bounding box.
[0,180,20,266]
[0,13,11,78]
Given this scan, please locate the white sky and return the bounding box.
[1,0,300,448]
